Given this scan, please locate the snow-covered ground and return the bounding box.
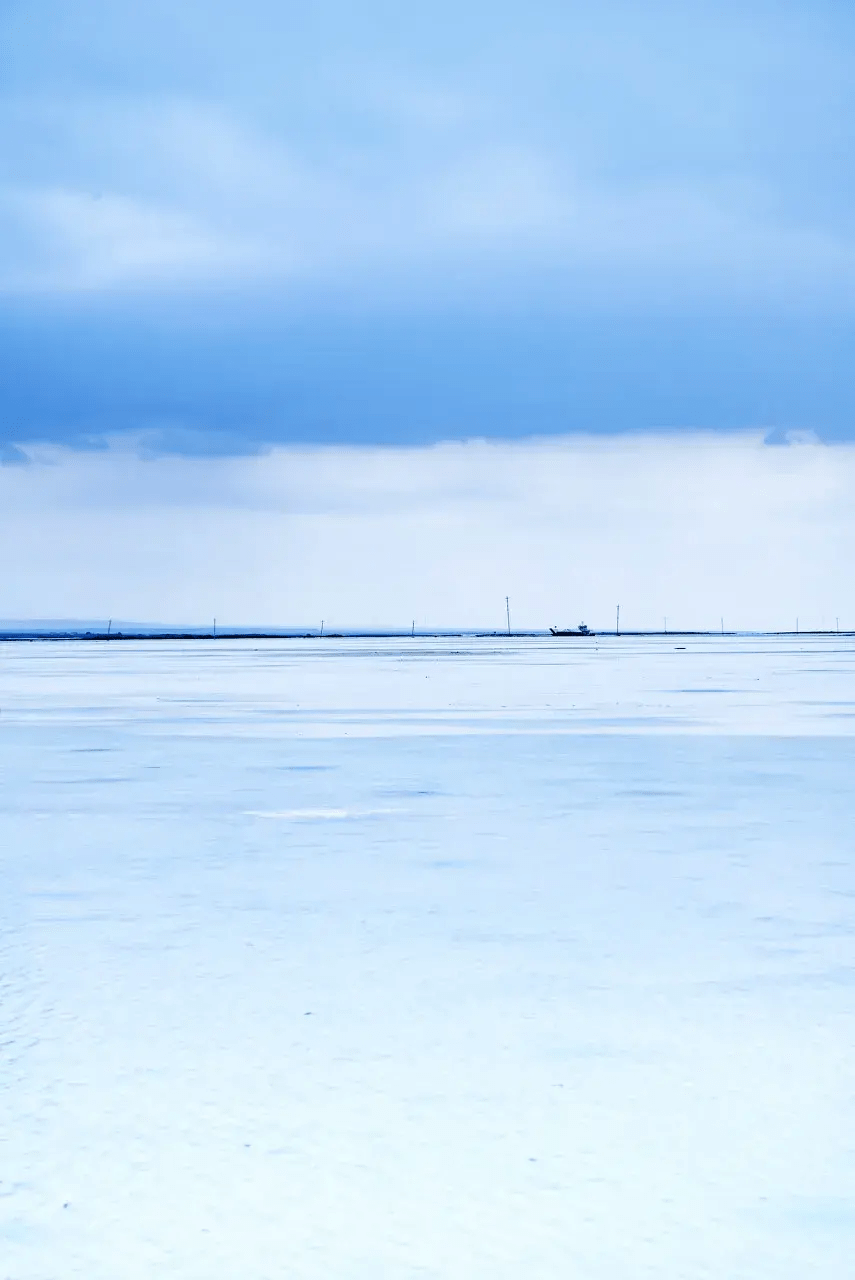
[2,636,855,1278]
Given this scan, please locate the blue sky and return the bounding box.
[3,0,855,452]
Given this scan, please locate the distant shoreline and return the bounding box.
[0,630,850,642]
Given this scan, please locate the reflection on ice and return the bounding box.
[1,636,855,1278]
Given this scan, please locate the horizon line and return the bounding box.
[0,628,851,643]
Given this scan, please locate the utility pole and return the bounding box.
[616,604,620,636]
[664,616,667,634]
[107,619,111,637]
[320,620,324,637]
[213,618,216,637]
[506,597,511,635]
[796,617,799,635]
[721,617,724,635]
[411,620,415,638]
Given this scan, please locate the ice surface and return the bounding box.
[2,636,855,1278]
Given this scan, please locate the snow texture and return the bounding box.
[2,635,855,1278]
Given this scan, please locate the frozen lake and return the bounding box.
[3,636,855,1278]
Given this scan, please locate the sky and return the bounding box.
[3,0,855,450]
[2,1,854,622]
[2,433,853,632]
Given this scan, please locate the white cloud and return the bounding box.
[2,433,853,631]
[3,70,855,302]
[0,184,260,290]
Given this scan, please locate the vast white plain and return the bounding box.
[3,635,855,1279]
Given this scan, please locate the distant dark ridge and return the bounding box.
[0,630,540,641]
[0,630,850,642]
[0,630,534,641]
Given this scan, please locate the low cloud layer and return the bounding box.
[2,433,851,631]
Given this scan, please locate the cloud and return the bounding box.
[0,184,258,291]
[2,2,855,448]
[1,4,855,303]
[0,441,30,466]
[2,97,855,304]
[1,433,852,631]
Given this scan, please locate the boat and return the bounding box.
[550,623,595,636]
